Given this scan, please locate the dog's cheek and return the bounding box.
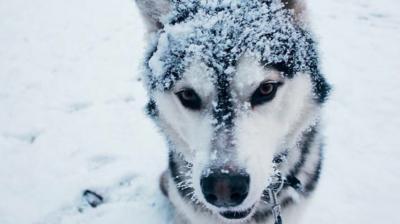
[234,74,318,200]
[154,92,213,159]
[277,73,320,146]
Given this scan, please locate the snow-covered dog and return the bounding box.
[136,0,330,223]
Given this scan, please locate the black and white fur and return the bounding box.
[136,0,330,223]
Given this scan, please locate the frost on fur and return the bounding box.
[142,0,329,102]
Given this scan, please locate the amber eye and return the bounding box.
[250,81,282,107]
[259,82,276,95]
[176,88,202,110]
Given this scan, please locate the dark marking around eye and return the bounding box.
[176,88,202,110]
[250,81,283,107]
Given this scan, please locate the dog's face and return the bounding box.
[137,0,329,222]
[153,57,320,219]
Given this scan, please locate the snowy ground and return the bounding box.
[0,0,399,223]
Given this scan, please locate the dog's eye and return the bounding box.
[250,81,282,107]
[176,88,202,110]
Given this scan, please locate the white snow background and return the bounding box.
[0,0,399,223]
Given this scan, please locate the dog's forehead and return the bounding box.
[164,0,297,66]
[175,60,214,97]
[146,0,304,91]
[233,56,282,96]
[145,0,330,104]
[175,56,282,98]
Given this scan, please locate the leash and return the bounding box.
[267,175,303,224]
[267,188,283,224]
[266,172,284,224]
[265,154,304,224]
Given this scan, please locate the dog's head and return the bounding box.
[137,0,330,222]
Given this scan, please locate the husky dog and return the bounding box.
[135,0,330,223]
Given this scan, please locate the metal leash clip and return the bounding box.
[267,188,283,224]
[266,171,285,224]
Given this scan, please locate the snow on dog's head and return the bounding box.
[137,0,330,221]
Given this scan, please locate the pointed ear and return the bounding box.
[135,0,171,32]
[282,0,307,23]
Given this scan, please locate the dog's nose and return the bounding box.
[200,171,250,207]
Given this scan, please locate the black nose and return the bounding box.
[200,170,250,207]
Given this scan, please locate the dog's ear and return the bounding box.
[135,0,171,32]
[281,0,307,23]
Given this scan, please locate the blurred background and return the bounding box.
[0,0,399,223]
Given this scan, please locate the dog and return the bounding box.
[135,0,330,223]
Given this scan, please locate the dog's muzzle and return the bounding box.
[200,169,250,208]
